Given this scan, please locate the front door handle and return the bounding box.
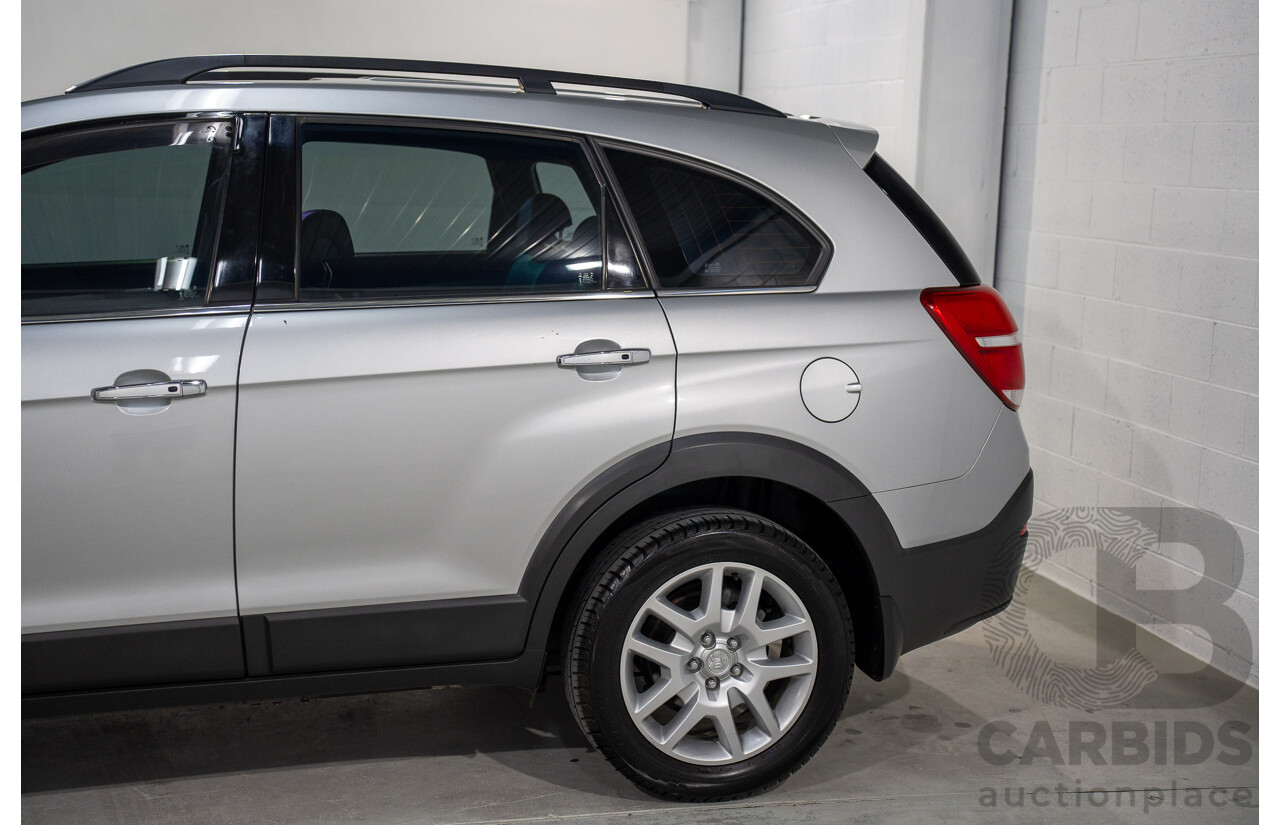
[91,379,207,402]
[557,349,651,368]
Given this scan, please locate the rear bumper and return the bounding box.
[831,469,1032,678]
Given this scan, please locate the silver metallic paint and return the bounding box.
[233,298,676,614]
[654,290,1003,495]
[872,407,1031,548]
[22,314,247,632]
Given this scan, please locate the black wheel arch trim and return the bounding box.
[518,431,883,667]
[520,433,1032,688]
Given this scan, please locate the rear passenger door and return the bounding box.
[233,118,675,676]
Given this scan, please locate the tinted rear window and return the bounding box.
[605,148,824,290]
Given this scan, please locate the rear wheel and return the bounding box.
[564,509,853,801]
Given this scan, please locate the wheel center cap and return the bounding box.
[704,648,734,677]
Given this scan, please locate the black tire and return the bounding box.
[564,508,854,801]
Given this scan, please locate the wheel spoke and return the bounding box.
[749,654,816,682]
[699,564,725,628]
[623,632,688,671]
[660,693,706,747]
[752,614,810,647]
[646,598,702,642]
[736,684,781,738]
[732,568,765,631]
[631,675,686,719]
[710,702,745,759]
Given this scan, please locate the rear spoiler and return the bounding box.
[822,120,879,167]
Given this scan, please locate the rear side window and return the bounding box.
[303,141,492,253]
[22,120,233,317]
[536,161,596,231]
[605,148,824,290]
[296,123,623,299]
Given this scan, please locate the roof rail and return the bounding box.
[67,55,786,118]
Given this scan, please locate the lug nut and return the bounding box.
[705,677,719,690]
[730,664,743,677]
[701,632,715,648]
[687,658,702,672]
[726,636,740,651]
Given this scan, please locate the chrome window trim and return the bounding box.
[653,286,818,298]
[592,138,834,293]
[21,305,253,325]
[248,290,653,313]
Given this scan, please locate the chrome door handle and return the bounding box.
[91,380,207,402]
[557,349,651,368]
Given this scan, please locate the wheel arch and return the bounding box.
[518,432,894,683]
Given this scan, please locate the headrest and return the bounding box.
[300,209,354,266]
[515,194,572,251]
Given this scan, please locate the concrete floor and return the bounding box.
[23,580,1257,824]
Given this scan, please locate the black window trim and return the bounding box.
[254,113,659,310]
[862,153,981,287]
[591,138,834,297]
[20,112,265,324]
[582,138,655,295]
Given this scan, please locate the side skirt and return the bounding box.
[23,595,536,716]
[23,650,546,718]
[22,617,245,695]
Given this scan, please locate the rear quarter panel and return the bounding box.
[659,289,1003,496]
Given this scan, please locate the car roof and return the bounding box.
[61,55,788,116]
[23,55,878,159]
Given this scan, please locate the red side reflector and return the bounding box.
[920,285,1025,410]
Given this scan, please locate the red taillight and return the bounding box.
[920,285,1025,410]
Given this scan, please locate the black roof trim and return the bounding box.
[68,55,787,118]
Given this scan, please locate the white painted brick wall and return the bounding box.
[741,0,921,171]
[1104,361,1173,430]
[996,0,1257,685]
[1101,62,1168,122]
[1081,297,1144,362]
[1222,189,1259,256]
[1076,3,1140,64]
[1169,376,1247,454]
[1123,123,1194,184]
[1088,182,1153,241]
[1071,408,1134,476]
[1057,237,1116,296]
[1151,186,1227,250]
[1140,309,1213,380]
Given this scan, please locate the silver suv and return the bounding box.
[21,56,1032,801]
